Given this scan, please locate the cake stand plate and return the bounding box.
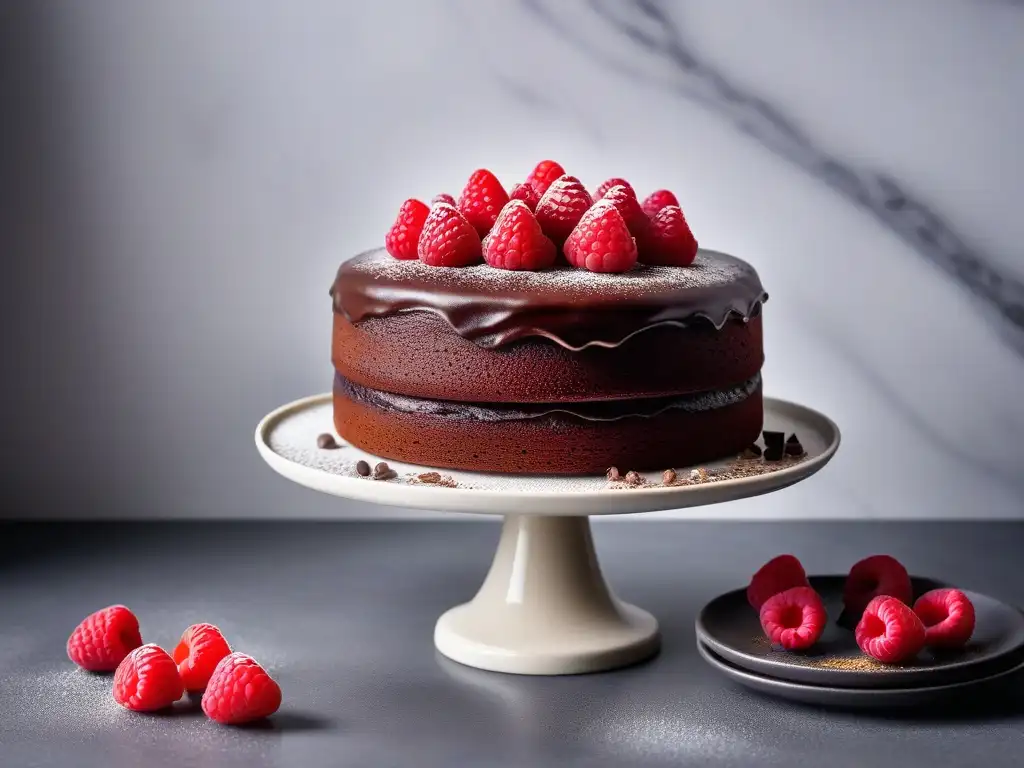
[256,394,839,675]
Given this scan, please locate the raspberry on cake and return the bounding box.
[417,203,482,267]
[645,206,698,266]
[594,177,633,200]
[385,199,429,261]
[600,184,654,256]
[563,199,638,273]
[509,182,540,211]
[535,175,594,245]
[642,189,680,218]
[525,159,566,196]
[457,168,509,238]
[483,200,556,271]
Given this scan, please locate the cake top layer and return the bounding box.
[332,247,767,350]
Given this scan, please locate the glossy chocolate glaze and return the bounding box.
[331,248,767,350]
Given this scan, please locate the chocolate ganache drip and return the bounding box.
[331,248,767,350]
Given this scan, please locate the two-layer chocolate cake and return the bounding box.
[329,161,767,475]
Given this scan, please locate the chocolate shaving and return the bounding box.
[662,468,677,485]
[606,466,622,482]
[624,470,645,486]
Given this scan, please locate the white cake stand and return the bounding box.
[255,394,839,675]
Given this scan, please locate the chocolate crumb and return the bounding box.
[762,430,785,448]
[741,443,762,459]
[417,471,442,484]
[372,462,395,480]
[624,470,644,486]
[689,467,709,483]
[316,433,338,450]
[763,445,784,462]
[606,466,622,482]
[785,434,805,456]
[355,460,371,477]
[662,468,677,485]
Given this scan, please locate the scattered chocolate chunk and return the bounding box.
[417,471,442,484]
[740,443,762,459]
[763,445,784,462]
[316,433,338,450]
[662,468,677,485]
[372,462,396,480]
[624,470,644,486]
[785,434,805,456]
[606,466,622,482]
[355,460,371,477]
[762,430,785,448]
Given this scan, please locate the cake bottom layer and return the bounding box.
[332,374,764,475]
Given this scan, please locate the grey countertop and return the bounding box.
[2,520,1023,768]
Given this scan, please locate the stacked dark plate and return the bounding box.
[695,576,1024,708]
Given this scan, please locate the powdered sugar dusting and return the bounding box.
[348,247,755,302]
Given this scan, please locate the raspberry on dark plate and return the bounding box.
[914,588,976,649]
[842,555,913,619]
[856,595,926,663]
[758,586,827,651]
[67,604,143,672]
[746,554,809,610]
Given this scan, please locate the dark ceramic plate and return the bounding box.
[695,576,1024,688]
[696,640,1024,709]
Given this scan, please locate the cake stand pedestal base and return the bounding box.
[433,515,660,675]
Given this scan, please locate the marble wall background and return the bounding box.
[2,0,1022,519]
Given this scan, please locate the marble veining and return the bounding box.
[524,0,1024,354]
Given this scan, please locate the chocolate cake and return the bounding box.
[330,247,767,474]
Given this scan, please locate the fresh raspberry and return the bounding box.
[563,200,638,273]
[758,586,827,651]
[483,200,556,271]
[384,199,429,261]
[643,205,698,266]
[594,177,633,200]
[641,189,680,218]
[201,652,282,725]
[535,175,594,245]
[417,203,482,267]
[842,555,913,619]
[509,182,540,212]
[112,644,184,711]
[913,588,976,648]
[525,159,565,196]
[431,193,456,207]
[856,595,926,664]
[601,184,654,253]
[746,554,810,610]
[172,623,232,692]
[457,168,509,237]
[67,604,143,672]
